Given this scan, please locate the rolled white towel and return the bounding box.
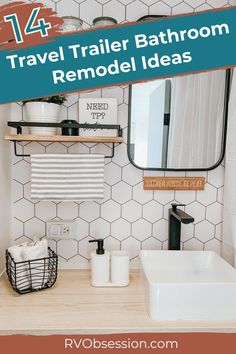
[8,244,25,262]
[22,239,49,290]
[8,243,30,290]
[21,239,48,260]
[8,239,49,291]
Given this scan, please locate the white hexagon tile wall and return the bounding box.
[10,0,233,268]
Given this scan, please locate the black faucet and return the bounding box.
[168,203,194,250]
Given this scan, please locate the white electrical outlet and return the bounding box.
[46,220,77,240]
[62,225,70,236]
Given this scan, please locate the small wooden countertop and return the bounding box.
[1,270,236,335]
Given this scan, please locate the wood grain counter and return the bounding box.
[1,270,236,335]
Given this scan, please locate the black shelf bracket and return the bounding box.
[14,141,30,158]
[108,143,115,159]
[8,121,122,159]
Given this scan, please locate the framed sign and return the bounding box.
[79,98,118,136]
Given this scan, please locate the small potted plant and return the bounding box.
[23,95,67,135]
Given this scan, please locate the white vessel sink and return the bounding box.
[140,250,236,321]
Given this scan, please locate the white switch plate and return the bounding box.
[46,220,77,240]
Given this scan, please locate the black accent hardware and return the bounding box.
[8,121,122,159]
[17,125,22,135]
[163,113,170,126]
[8,121,122,133]
[14,140,30,158]
[109,143,115,159]
[171,203,186,213]
[168,203,194,250]
[89,239,105,255]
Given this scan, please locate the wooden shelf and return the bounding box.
[4,134,123,143]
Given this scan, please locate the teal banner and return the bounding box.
[0,6,236,104]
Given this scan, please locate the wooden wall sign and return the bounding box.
[79,98,117,137]
[144,177,206,191]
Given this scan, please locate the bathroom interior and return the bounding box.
[1,0,236,334]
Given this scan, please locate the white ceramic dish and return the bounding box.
[140,250,236,321]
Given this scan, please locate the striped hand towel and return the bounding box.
[31,154,105,201]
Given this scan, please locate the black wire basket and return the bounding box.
[6,247,58,295]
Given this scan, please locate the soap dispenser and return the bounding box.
[89,239,110,286]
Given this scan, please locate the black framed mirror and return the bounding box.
[128,68,231,171]
[127,15,231,171]
[128,69,231,171]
